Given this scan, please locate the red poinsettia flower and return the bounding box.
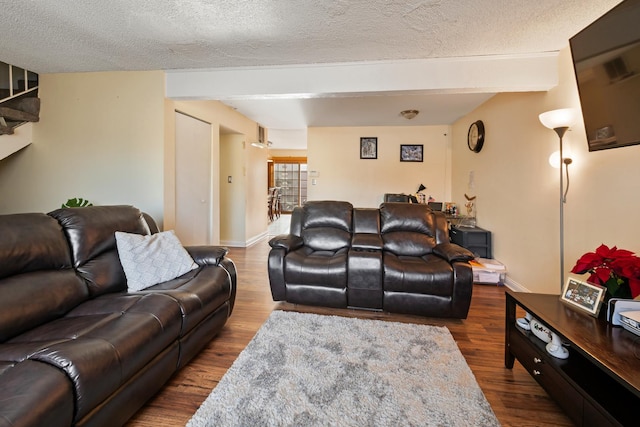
[586,268,613,285]
[630,278,640,299]
[615,256,640,283]
[571,244,640,299]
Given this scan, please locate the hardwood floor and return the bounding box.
[126,239,573,427]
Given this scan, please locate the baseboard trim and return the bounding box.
[246,231,268,247]
[504,276,529,292]
[219,240,245,248]
[220,230,268,248]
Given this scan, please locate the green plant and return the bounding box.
[61,197,93,208]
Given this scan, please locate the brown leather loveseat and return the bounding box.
[0,205,236,427]
[268,201,474,319]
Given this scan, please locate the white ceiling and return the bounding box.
[1,0,622,149]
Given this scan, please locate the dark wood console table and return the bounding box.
[505,289,640,426]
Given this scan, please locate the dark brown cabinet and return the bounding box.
[450,225,492,258]
[505,289,640,426]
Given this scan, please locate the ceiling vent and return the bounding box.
[251,125,269,149]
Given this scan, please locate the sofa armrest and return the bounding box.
[351,233,383,251]
[268,234,303,252]
[450,261,474,318]
[433,242,474,263]
[185,246,229,266]
[142,212,160,234]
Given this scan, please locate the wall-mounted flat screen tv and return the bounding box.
[570,0,640,152]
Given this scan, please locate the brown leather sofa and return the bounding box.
[0,205,236,427]
[268,201,474,318]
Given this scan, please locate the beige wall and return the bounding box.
[0,71,165,221]
[307,126,451,208]
[245,138,269,245]
[220,133,246,244]
[164,100,268,246]
[451,48,640,294]
[0,73,267,247]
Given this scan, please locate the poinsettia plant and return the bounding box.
[571,244,640,299]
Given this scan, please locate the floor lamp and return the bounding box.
[539,108,578,291]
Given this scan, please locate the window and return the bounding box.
[270,158,307,213]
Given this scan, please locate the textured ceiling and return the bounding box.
[1,0,623,148]
[2,0,621,73]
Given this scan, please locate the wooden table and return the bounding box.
[505,288,640,426]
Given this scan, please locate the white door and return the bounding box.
[175,111,212,246]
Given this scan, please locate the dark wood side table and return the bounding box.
[505,288,640,426]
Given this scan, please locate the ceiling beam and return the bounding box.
[166,53,560,101]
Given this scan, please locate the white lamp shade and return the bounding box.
[539,108,578,130]
[549,147,573,169]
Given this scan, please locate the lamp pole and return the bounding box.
[539,107,577,292]
[554,126,569,289]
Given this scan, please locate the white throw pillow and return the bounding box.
[115,230,198,291]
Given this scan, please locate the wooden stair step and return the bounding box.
[0,123,15,135]
[0,106,39,122]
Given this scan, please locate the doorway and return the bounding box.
[269,157,307,213]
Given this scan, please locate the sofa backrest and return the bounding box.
[379,202,445,257]
[49,205,151,297]
[298,201,353,252]
[0,213,88,342]
[353,208,380,234]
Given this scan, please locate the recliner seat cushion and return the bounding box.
[136,265,234,335]
[0,360,74,427]
[383,253,454,296]
[285,247,349,288]
[1,293,182,422]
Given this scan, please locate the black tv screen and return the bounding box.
[570,0,640,152]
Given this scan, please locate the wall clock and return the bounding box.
[467,120,485,153]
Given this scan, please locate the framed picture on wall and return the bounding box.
[360,137,377,159]
[400,144,423,162]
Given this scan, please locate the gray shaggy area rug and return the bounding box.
[187,311,500,427]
